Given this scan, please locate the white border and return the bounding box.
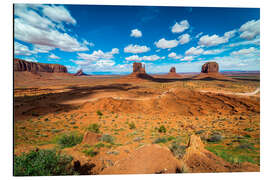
[1,0,270,180]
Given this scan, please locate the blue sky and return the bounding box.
[14,4,260,74]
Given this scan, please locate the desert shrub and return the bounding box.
[86,123,101,133]
[96,110,103,116]
[100,134,115,144]
[14,149,74,176]
[94,142,105,149]
[153,137,168,144]
[57,132,83,148]
[128,122,136,129]
[82,147,99,157]
[195,130,205,135]
[167,136,176,141]
[170,142,186,159]
[133,136,144,142]
[244,128,254,132]
[158,125,166,133]
[207,133,223,142]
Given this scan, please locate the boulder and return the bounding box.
[81,131,101,145]
[201,62,219,73]
[14,58,67,73]
[101,144,185,174]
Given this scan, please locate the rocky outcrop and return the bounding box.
[101,144,185,174]
[81,132,101,145]
[14,58,67,73]
[170,67,176,73]
[133,62,145,73]
[74,69,87,76]
[201,62,219,73]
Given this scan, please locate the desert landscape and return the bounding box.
[14,58,260,175]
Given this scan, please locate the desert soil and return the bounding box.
[14,72,260,174]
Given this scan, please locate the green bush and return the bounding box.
[57,133,83,148]
[158,125,166,133]
[170,142,186,159]
[96,110,103,116]
[100,134,115,144]
[207,133,223,142]
[128,122,136,129]
[86,123,101,133]
[82,147,99,157]
[153,137,168,144]
[14,149,74,176]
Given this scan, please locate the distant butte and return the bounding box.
[14,58,67,73]
[193,62,234,81]
[124,62,154,80]
[74,69,88,76]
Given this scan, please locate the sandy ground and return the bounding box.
[13,72,260,174]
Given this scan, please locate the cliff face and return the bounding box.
[201,62,219,73]
[14,58,67,73]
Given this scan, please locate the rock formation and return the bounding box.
[170,67,176,73]
[14,58,67,73]
[74,69,87,76]
[123,62,153,80]
[201,62,219,73]
[100,144,185,174]
[133,62,145,73]
[193,61,234,81]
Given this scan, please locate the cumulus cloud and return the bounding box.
[181,56,194,61]
[49,53,60,59]
[239,19,260,40]
[168,52,182,60]
[42,5,76,25]
[33,44,55,53]
[195,32,203,38]
[14,4,89,52]
[125,55,164,61]
[124,44,150,53]
[185,47,204,55]
[155,38,179,49]
[171,20,189,33]
[178,34,191,45]
[130,29,142,38]
[231,47,259,55]
[77,48,119,61]
[198,29,236,47]
[14,41,34,56]
[228,36,260,47]
[83,40,95,47]
[203,49,225,55]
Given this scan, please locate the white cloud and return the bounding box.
[203,49,225,55]
[195,32,203,38]
[198,34,228,47]
[239,19,260,40]
[42,5,76,25]
[33,44,55,53]
[14,41,34,56]
[155,38,179,49]
[181,56,194,61]
[228,37,260,47]
[130,29,142,38]
[49,53,60,59]
[171,20,189,33]
[95,60,115,67]
[125,55,164,61]
[224,30,237,39]
[77,48,119,61]
[178,34,191,44]
[124,44,150,53]
[14,4,89,52]
[83,40,94,47]
[168,52,182,60]
[185,47,204,55]
[198,29,236,47]
[231,47,259,55]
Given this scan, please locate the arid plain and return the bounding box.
[14,59,260,174]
